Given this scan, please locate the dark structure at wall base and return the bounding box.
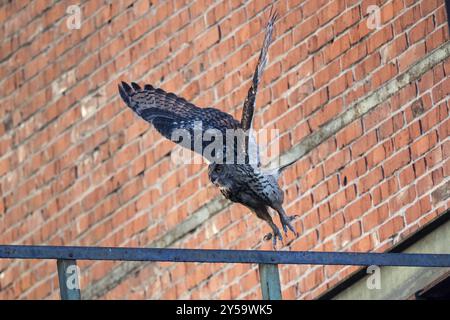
[320,210,450,300]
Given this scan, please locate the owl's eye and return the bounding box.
[215,166,223,173]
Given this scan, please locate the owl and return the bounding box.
[118,9,299,248]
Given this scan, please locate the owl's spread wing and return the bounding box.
[241,8,277,164]
[119,81,242,163]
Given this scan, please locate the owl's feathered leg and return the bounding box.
[271,204,299,237]
[254,207,283,249]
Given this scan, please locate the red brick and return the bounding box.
[432,77,450,103]
[354,52,381,81]
[324,148,351,177]
[431,167,444,185]
[318,0,344,26]
[308,97,344,130]
[301,165,324,191]
[425,146,443,169]
[336,120,363,148]
[398,42,426,73]
[362,204,389,232]
[307,25,334,54]
[351,234,373,252]
[333,5,360,35]
[409,16,434,44]
[340,158,367,186]
[383,34,408,62]
[302,210,320,230]
[349,20,371,45]
[420,0,441,16]
[293,15,318,44]
[364,102,392,131]
[399,165,415,187]
[323,33,351,64]
[371,62,398,88]
[352,130,377,157]
[405,201,422,224]
[413,157,427,178]
[303,87,328,116]
[366,144,386,168]
[344,194,371,222]
[393,127,411,150]
[393,5,420,33]
[384,149,411,177]
[422,102,448,132]
[358,166,384,194]
[195,25,220,53]
[312,181,329,203]
[314,59,341,89]
[425,25,449,52]
[367,25,393,54]
[378,216,405,241]
[341,41,366,69]
[411,130,438,159]
[389,185,417,213]
[329,71,353,98]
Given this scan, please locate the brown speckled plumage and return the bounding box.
[118,8,298,248]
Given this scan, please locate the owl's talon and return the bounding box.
[272,229,283,249]
[276,231,283,242]
[281,223,288,235]
[263,230,283,249]
[280,214,299,238]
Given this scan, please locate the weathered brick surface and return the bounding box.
[0,0,449,299]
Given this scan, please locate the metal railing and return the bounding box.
[1,245,450,300]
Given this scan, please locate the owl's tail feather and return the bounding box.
[277,157,299,174]
[267,157,300,180]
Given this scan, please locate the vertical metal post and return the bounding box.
[259,263,282,300]
[57,259,81,300]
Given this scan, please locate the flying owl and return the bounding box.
[118,9,299,248]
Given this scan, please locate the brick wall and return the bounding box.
[0,0,449,299]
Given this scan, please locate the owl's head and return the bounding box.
[208,163,233,187]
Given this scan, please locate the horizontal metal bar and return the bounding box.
[1,245,450,267]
